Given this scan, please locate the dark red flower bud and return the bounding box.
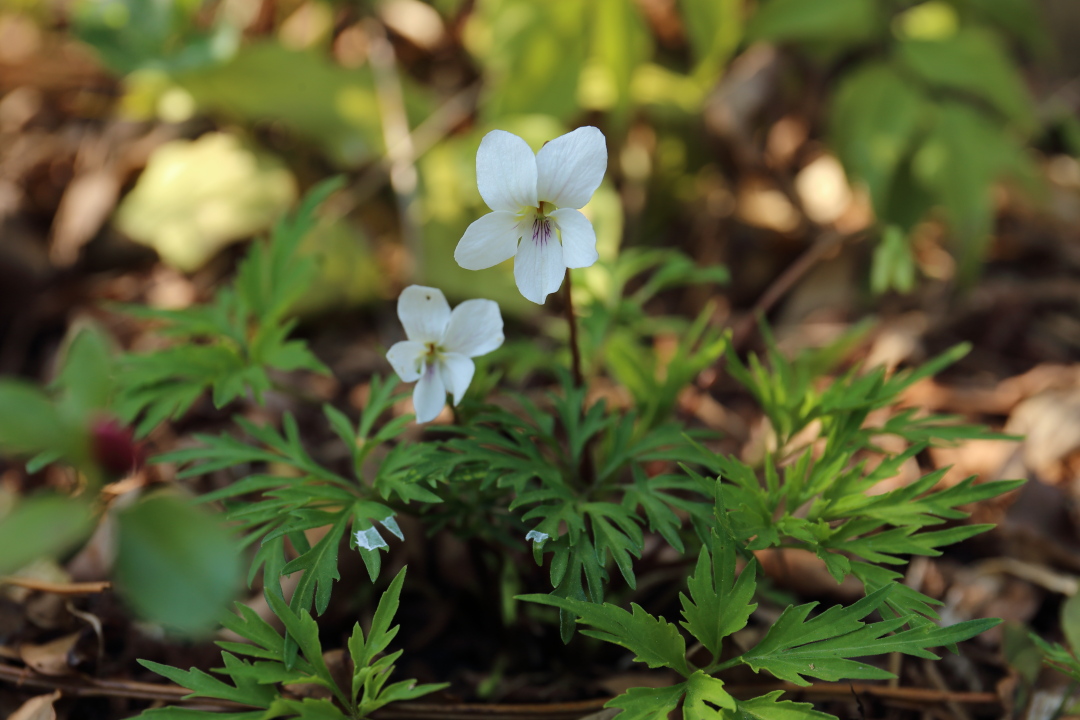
[90,418,143,479]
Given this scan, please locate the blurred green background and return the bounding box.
[1,0,1078,320]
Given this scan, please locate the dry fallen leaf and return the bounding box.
[19,632,81,676]
[9,691,60,720]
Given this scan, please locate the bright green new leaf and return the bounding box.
[740,585,999,685]
[282,509,349,617]
[349,566,406,671]
[138,654,276,708]
[604,683,686,720]
[519,594,689,676]
[679,533,757,658]
[116,494,242,636]
[0,494,95,575]
[683,671,736,718]
[730,690,835,719]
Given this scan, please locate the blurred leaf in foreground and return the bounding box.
[115,494,242,636]
[0,494,95,576]
[178,42,397,165]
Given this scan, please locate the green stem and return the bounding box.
[702,656,743,675]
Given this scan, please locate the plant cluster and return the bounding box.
[0,124,1029,720]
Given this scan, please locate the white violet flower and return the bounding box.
[454,126,607,304]
[386,285,504,423]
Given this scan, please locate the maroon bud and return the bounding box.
[90,417,143,479]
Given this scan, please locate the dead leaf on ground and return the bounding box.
[1007,389,1080,484]
[19,631,81,676]
[9,691,60,720]
[49,168,121,266]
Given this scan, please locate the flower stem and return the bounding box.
[563,269,596,488]
[564,268,584,388]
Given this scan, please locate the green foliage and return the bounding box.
[114,179,340,436]
[747,0,882,44]
[138,567,445,719]
[434,372,711,638]
[711,334,1022,620]
[158,374,438,629]
[679,531,757,659]
[524,527,996,720]
[810,0,1044,288]
[0,381,83,462]
[73,0,237,75]
[1028,593,1080,691]
[0,494,95,575]
[115,493,242,635]
[0,325,123,474]
[679,0,743,85]
[583,249,729,431]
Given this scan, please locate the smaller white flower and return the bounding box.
[525,530,550,544]
[455,126,607,304]
[386,285,504,423]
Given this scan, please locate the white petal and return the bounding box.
[442,299,504,357]
[535,126,607,209]
[386,340,426,382]
[438,353,475,406]
[514,230,566,304]
[551,207,599,269]
[398,285,450,343]
[355,526,388,551]
[455,211,522,271]
[525,530,550,543]
[476,130,538,212]
[412,362,446,423]
[379,515,404,541]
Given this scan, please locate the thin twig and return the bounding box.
[0,663,1002,716]
[730,229,850,351]
[0,577,111,594]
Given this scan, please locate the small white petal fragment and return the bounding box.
[413,363,447,423]
[386,340,426,382]
[514,229,566,304]
[455,211,522,270]
[379,515,404,541]
[443,299,505,357]
[551,207,599,269]
[438,352,475,406]
[525,530,550,543]
[355,526,388,551]
[398,285,450,343]
[476,130,538,212]
[535,126,607,209]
